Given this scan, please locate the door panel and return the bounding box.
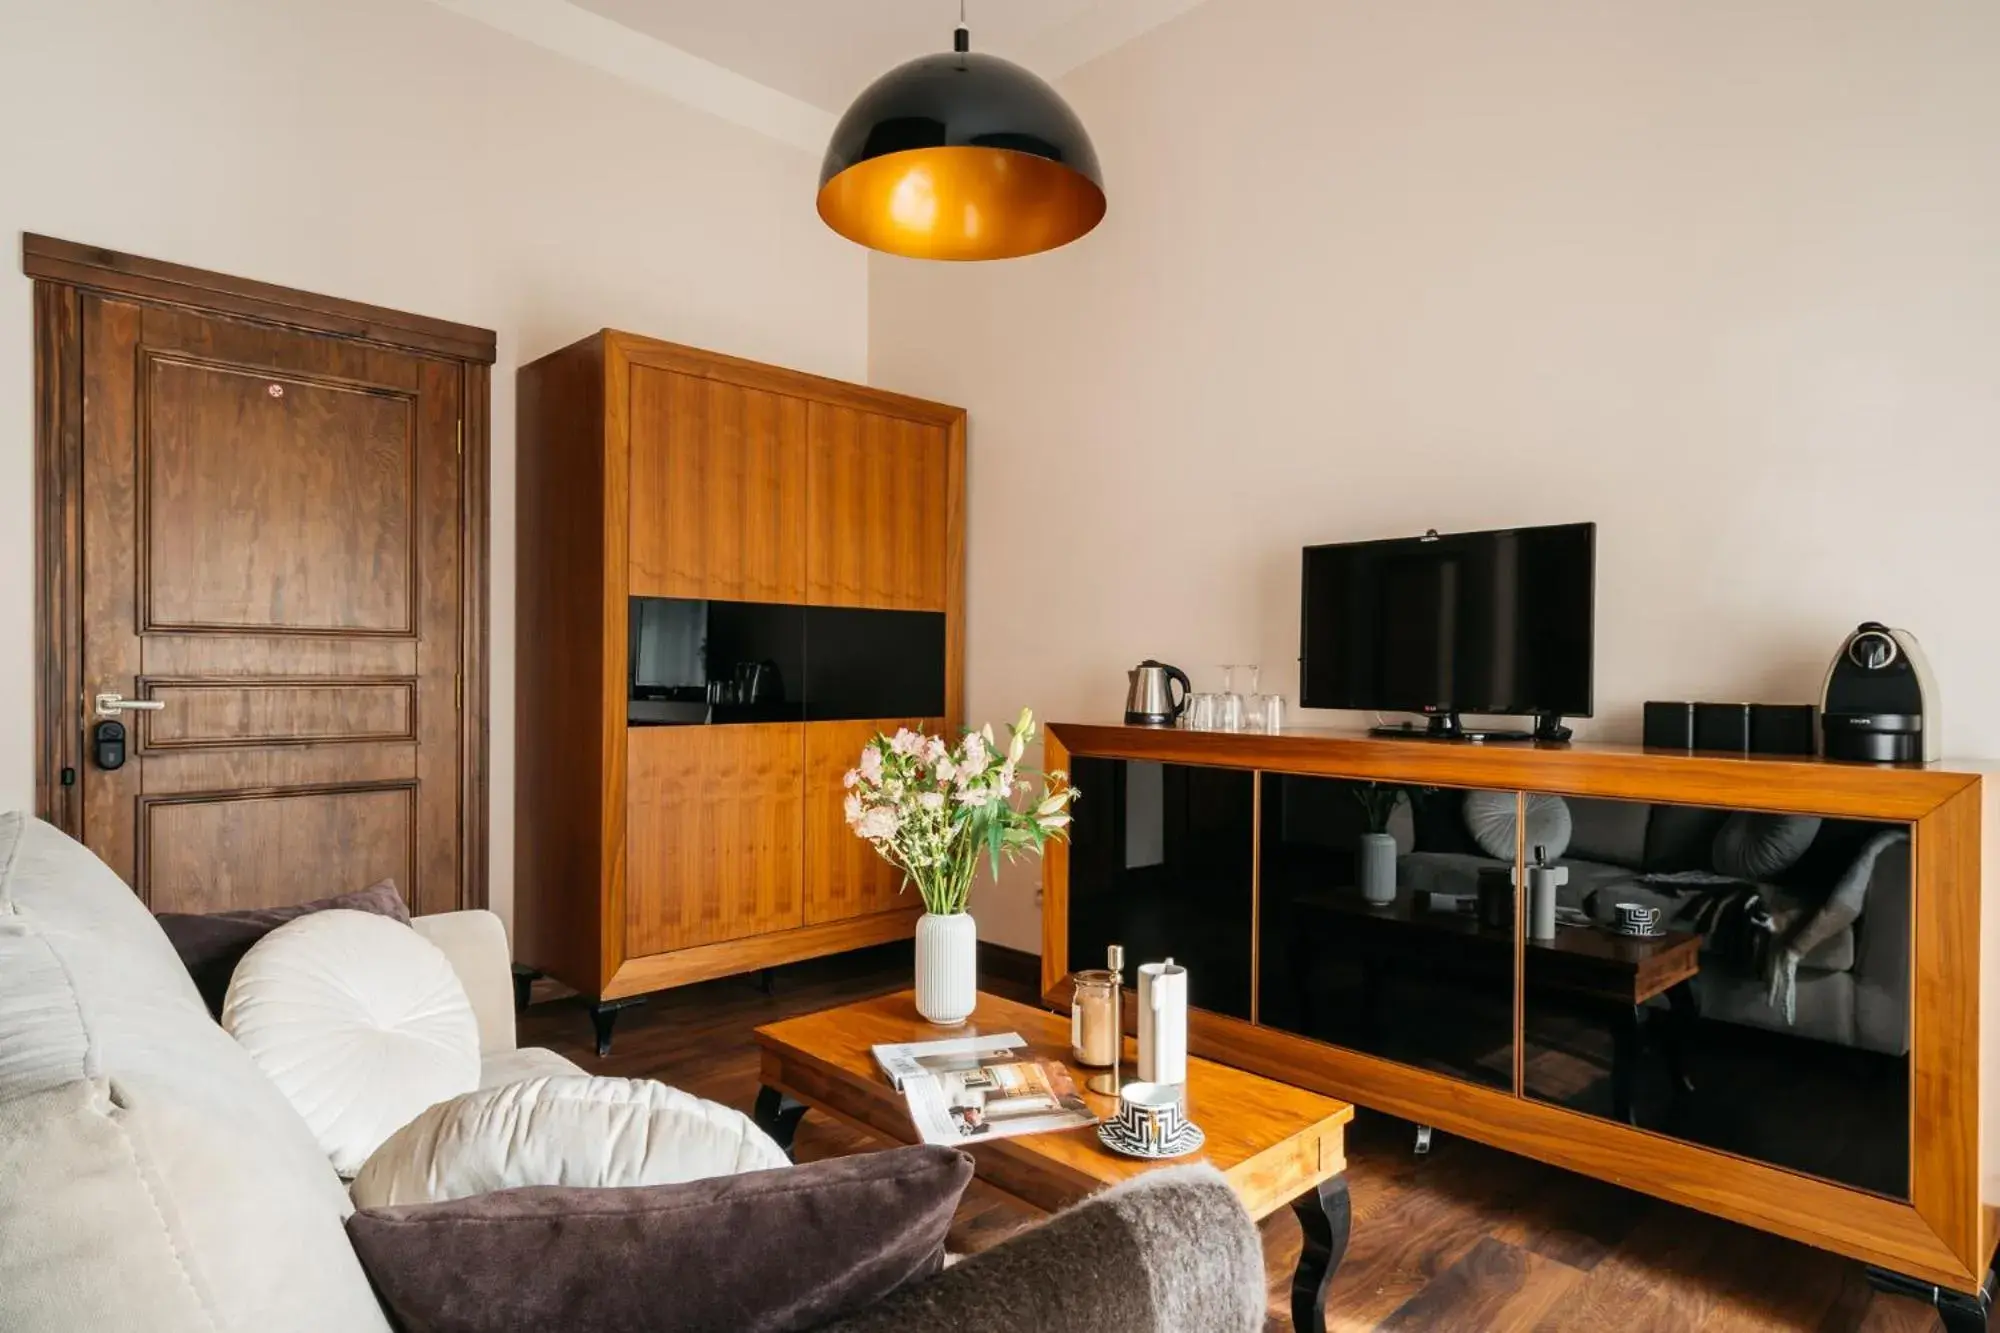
[140,679,416,749]
[78,297,466,916]
[804,717,942,925]
[806,403,948,610]
[142,355,416,633]
[627,366,807,603]
[140,784,415,915]
[625,723,805,956]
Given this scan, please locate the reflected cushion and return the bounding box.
[1712,813,1822,882]
[156,881,409,1017]
[1462,790,1572,863]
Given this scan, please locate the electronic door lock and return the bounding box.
[93,719,127,771]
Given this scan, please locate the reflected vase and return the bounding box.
[1358,832,1398,905]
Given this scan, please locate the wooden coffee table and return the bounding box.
[754,989,1356,1333]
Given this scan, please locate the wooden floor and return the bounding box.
[521,945,1960,1333]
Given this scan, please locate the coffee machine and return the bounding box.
[1821,622,1940,763]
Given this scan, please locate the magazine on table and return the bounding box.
[872,1032,1097,1146]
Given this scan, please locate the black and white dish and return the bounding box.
[1097,1118,1206,1160]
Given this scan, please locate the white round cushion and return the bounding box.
[1462,789,1573,863]
[223,909,480,1177]
[349,1075,792,1208]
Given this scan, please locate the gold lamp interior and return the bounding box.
[817,147,1107,262]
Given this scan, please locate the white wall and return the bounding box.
[0,0,867,924]
[869,0,2000,952]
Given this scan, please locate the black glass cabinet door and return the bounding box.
[1256,776,1517,1090]
[1065,758,1254,1021]
[1519,795,1912,1198]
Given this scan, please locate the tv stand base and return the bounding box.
[1864,1260,1994,1333]
[1368,712,1571,744]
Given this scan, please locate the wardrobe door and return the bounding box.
[625,723,804,956]
[803,717,942,925]
[806,404,948,611]
[628,367,808,602]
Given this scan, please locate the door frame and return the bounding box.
[25,234,498,909]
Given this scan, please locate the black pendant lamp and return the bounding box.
[817,6,1105,261]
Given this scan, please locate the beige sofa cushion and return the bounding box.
[0,813,392,1333]
[224,910,481,1177]
[351,1075,791,1208]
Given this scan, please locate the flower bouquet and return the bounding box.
[844,708,1078,1024]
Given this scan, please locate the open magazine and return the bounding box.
[873,1032,1097,1146]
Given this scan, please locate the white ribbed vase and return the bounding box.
[914,912,977,1027]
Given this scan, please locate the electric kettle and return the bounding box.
[1125,660,1191,726]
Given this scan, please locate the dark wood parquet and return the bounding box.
[519,943,1960,1332]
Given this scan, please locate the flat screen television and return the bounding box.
[1299,522,1595,741]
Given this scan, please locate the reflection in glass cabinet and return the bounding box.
[1256,776,1516,1090]
[1517,796,1910,1198]
[1065,758,1253,1020]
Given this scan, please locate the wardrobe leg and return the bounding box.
[588,997,645,1057]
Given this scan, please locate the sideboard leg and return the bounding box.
[1290,1175,1352,1333]
[588,996,644,1057]
[1865,1260,1995,1333]
[1413,1125,1434,1156]
[753,1086,809,1160]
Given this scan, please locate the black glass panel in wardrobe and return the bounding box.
[1065,758,1254,1021]
[1257,776,1516,1090]
[804,607,946,721]
[1519,795,1911,1198]
[628,597,805,725]
[628,597,945,724]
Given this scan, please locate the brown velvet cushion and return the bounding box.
[155,880,410,1017]
[346,1144,972,1333]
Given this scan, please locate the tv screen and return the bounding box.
[1299,522,1595,719]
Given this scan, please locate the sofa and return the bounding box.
[1389,793,1912,1056]
[0,812,1263,1333]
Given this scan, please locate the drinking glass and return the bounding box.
[1249,694,1285,733]
[1217,666,1245,733]
[1181,693,1219,731]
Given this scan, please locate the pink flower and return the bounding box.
[843,793,863,825]
[858,747,884,785]
[842,769,860,790]
[935,757,957,784]
[919,791,945,811]
[890,729,923,756]
[960,731,988,768]
[857,807,899,840]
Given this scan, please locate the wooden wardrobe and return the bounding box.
[514,330,964,1049]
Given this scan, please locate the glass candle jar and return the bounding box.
[1071,970,1120,1068]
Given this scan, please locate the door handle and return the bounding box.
[93,692,166,719]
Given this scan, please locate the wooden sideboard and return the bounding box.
[1040,722,2000,1299]
[515,330,963,1049]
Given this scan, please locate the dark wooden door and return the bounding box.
[76,295,468,916]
